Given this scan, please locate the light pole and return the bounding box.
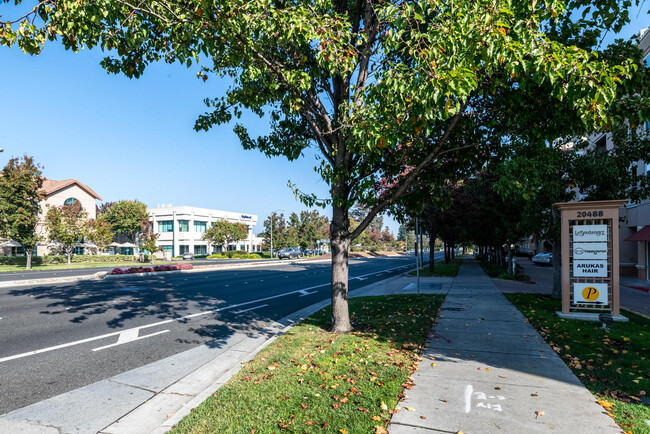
[270,208,284,258]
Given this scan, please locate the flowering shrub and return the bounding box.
[110,263,193,275]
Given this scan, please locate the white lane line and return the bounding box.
[0,281,329,364]
[233,304,268,314]
[92,330,170,352]
[298,290,317,296]
[0,261,408,364]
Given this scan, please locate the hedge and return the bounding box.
[207,251,262,259]
[0,254,138,266]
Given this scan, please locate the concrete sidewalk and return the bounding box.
[389,259,620,433]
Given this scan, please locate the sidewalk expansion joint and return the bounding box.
[107,379,157,394]
[388,421,456,432]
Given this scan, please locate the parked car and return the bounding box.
[278,247,302,259]
[531,252,552,265]
[304,249,314,255]
[182,252,194,260]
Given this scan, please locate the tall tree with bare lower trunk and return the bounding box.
[1,0,638,331]
[0,155,44,270]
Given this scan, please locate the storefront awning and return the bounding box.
[625,226,650,242]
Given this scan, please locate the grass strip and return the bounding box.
[172,294,444,434]
[409,259,461,277]
[506,294,650,433]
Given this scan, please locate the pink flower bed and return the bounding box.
[110,263,194,275]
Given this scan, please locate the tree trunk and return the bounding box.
[66,248,72,264]
[451,241,455,260]
[551,239,562,300]
[330,204,352,333]
[507,245,514,275]
[25,248,32,270]
[428,226,436,273]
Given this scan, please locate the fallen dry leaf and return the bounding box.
[375,427,388,434]
[300,403,307,409]
[420,416,427,419]
[406,407,416,412]
[531,393,538,397]
[598,400,615,409]
[535,410,545,418]
[371,416,382,421]
[494,387,502,390]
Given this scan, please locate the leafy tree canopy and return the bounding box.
[102,199,148,242]
[1,0,641,331]
[0,155,44,269]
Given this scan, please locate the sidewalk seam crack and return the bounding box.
[107,379,157,394]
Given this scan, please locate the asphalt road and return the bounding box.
[0,254,429,414]
[0,258,270,282]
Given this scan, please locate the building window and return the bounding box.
[595,136,607,153]
[158,220,174,232]
[178,220,190,232]
[194,245,207,255]
[194,221,207,233]
[162,245,173,256]
[179,245,190,254]
[64,197,79,206]
[119,247,133,255]
[74,246,85,255]
[240,245,245,251]
[213,245,222,254]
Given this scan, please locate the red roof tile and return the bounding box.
[41,178,102,201]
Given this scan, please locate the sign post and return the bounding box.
[554,200,628,322]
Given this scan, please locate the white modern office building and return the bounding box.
[148,205,261,257]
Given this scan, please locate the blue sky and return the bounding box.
[0,5,648,235]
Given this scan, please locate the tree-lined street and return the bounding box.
[0,254,431,414]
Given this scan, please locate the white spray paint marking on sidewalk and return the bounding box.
[465,385,473,413]
[0,262,410,363]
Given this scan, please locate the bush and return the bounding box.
[206,252,261,259]
[110,263,193,275]
[0,255,44,266]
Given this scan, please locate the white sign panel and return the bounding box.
[572,260,608,277]
[572,225,608,242]
[573,243,607,260]
[573,283,608,305]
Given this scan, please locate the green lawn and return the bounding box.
[409,259,461,277]
[171,294,444,433]
[506,294,650,434]
[0,262,145,273]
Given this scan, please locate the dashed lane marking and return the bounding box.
[0,262,410,363]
